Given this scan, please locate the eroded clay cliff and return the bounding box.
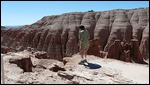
[1,8,149,63]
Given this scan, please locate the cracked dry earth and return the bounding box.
[1,51,149,84]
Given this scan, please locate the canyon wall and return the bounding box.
[1,8,149,63]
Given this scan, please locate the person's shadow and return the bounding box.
[83,61,102,69]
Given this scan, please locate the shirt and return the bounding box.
[79,29,90,46]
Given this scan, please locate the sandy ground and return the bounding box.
[1,51,149,84]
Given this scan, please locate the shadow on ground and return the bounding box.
[83,62,102,69]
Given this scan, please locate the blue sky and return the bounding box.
[1,1,149,26]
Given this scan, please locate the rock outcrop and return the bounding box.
[1,46,11,53]
[87,39,101,57]
[1,7,149,63]
[8,52,33,72]
[1,51,149,84]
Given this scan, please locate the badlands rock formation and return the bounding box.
[1,7,149,63]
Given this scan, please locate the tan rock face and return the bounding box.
[1,8,149,64]
[107,40,123,60]
[139,24,149,60]
[87,39,100,57]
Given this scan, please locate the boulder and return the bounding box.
[9,55,33,72]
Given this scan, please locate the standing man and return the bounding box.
[78,25,90,64]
